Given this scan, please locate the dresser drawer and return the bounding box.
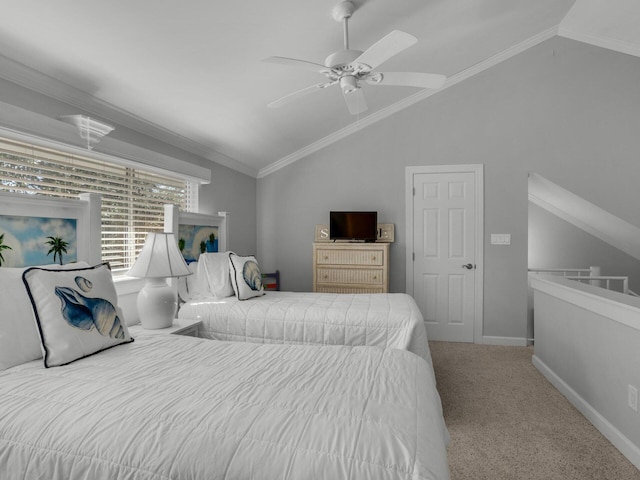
[315,285,385,294]
[316,267,384,286]
[315,248,384,266]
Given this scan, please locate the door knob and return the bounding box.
[462,263,474,269]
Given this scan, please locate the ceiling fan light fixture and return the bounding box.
[264,1,445,115]
[340,75,358,94]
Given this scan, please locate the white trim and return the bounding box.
[530,275,640,333]
[405,164,484,343]
[257,27,557,178]
[481,336,528,347]
[558,28,640,59]
[533,354,640,470]
[0,55,257,179]
[0,25,559,181]
[113,276,147,296]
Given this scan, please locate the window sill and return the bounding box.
[113,275,146,296]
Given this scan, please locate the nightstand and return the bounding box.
[128,317,201,337]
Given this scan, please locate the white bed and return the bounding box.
[0,195,450,479]
[167,205,431,362]
[180,290,432,363]
[0,334,450,479]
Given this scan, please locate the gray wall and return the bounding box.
[529,202,640,294]
[257,36,640,340]
[533,279,640,464]
[200,164,256,256]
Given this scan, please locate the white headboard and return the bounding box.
[164,205,229,253]
[0,191,101,266]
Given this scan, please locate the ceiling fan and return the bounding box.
[263,1,446,115]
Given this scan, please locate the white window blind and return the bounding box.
[0,137,192,273]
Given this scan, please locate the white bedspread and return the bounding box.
[180,291,431,362]
[0,335,450,480]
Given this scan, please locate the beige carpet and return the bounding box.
[429,341,640,480]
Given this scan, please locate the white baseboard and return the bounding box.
[533,355,640,470]
[481,335,528,346]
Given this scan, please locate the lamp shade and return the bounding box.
[127,232,191,279]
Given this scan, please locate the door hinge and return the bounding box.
[413,187,415,196]
[412,252,415,261]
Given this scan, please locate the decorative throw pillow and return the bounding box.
[229,253,264,301]
[178,261,200,302]
[0,262,90,371]
[23,263,133,368]
[199,252,235,298]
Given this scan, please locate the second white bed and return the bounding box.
[179,290,431,362]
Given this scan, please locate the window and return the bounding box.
[0,137,194,274]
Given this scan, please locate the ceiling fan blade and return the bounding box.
[262,56,329,74]
[267,82,333,109]
[353,30,417,70]
[366,72,447,89]
[342,88,367,115]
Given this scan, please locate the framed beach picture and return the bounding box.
[0,215,78,267]
[177,224,219,262]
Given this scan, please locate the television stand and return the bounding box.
[312,242,389,293]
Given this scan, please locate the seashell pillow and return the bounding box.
[0,261,91,371]
[23,263,133,368]
[229,253,265,301]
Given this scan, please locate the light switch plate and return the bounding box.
[491,234,511,245]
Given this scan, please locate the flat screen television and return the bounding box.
[329,211,378,242]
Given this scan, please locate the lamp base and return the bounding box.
[137,278,177,329]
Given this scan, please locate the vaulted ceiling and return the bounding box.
[0,0,638,177]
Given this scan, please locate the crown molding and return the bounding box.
[257,26,559,179]
[0,55,258,178]
[0,22,565,182]
[557,27,640,59]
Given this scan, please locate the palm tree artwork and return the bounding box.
[0,233,13,267]
[45,235,68,265]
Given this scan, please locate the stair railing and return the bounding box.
[529,266,638,296]
[564,275,629,294]
[528,266,598,278]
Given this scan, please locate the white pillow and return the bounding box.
[0,261,90,371]
[23,263,133,368]
[229,253,265,301]
[178,261,200,302]
[199,252,235,298]
[185,261,199,296]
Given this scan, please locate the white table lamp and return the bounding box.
[127,232,192,329]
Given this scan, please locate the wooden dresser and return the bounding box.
[313,242,389,293]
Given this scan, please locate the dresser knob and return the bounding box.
[324,275,328,279]
[373,276,377,280]
[324,256,328,260]
[372,256,376,261]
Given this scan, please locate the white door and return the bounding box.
[406,165,483,343]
